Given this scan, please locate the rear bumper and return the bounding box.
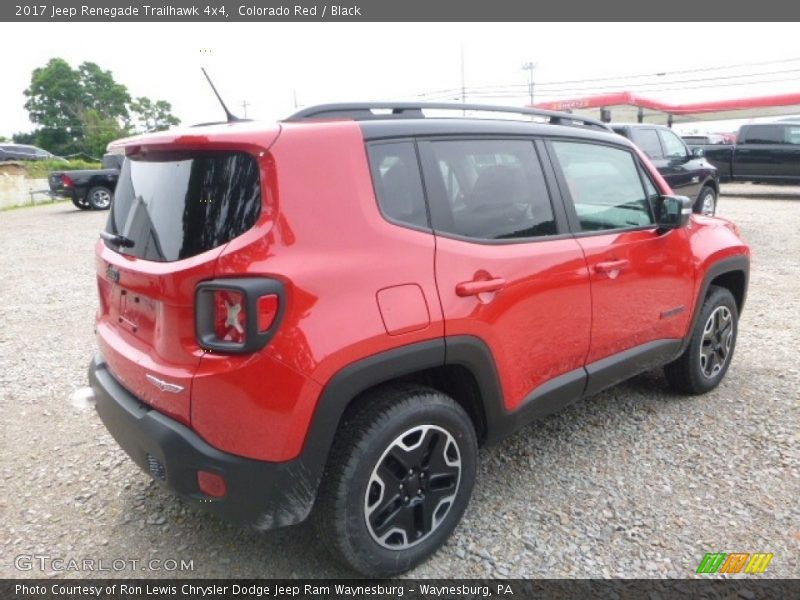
[88,354,318,530]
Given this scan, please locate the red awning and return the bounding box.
[534,91,800,124]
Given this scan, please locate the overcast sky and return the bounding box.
[1,22,799,139]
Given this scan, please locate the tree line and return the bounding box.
[11,58,181,158]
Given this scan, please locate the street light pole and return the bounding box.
[522,62,536,106]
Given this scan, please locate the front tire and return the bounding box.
[314,385,477,576]
[665,286,738,394]
[86,186,113,210]
[695,185,717,216]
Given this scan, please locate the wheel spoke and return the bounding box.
[371,497,408,540]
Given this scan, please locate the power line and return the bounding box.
[413,56,800,99]
[461,75,800,99]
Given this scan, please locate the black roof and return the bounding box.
[286,102,626,146]
[357,118,625,145]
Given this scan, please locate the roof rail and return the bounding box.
[285,102,612,132]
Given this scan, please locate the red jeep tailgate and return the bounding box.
[94,126,279,425]
[95,243,224,425]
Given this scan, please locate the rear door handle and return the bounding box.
[456,277,506,297]
[595,259,629,275]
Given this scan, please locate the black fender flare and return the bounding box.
[297,336,507,502]
[677,254,749,356]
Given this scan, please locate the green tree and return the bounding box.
[80,109,130,159]
[129,96,181,133]
[24,58,85,137]
[22,58,180,155]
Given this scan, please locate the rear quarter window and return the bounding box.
[367,141,429,229]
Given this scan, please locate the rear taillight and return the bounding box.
[61,174,74,187]
[195,279,284,354]
[213,290,246,344]
[257,294,279,332]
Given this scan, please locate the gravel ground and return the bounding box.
[1,185,798,579]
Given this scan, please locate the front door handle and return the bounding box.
[456,277,506,297]
[595,259,629,275]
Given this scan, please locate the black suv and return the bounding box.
[611,124,720,216]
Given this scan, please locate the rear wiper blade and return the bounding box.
[100,231,135,248]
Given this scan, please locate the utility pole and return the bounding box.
[522,62,536,106]
[293,90,299,108]
[240,100,250,118]
[460,45,466,115]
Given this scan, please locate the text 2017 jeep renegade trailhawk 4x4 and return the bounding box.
[88,103,749,576]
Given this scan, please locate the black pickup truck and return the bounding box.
[611,123,720,215]
[49,153,123,210]
[701,121,800,184]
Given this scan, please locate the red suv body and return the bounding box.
[89,104,749,575]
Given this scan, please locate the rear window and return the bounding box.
[631,129,664,160]
[741,125,784,144]
[106,151,261,262]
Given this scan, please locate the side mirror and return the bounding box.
[692,147,705,158]
[657,195,693,230]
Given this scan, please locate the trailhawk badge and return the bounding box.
[145,374,184,394]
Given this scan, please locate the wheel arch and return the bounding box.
[298,337,508,505]
[678,254,749,356]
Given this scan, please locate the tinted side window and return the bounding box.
[552,141,654,232]
[743,125,784,144]
[784,126,800,145]
[631,129,664,159]
[427,139,556,240]
[367,142,428,229]
[658,130,688,159]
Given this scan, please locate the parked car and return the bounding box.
[702,121,800,184]
[681,134,728,146]
[0,143,65,162]
[48,153,122,210]
[611,123,720,215]
[88,103,749,576]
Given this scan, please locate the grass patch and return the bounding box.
[1,198,70,212]
[22,159,102,179]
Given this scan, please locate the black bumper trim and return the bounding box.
[89,355,317,530]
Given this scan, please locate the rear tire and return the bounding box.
[695,185,717,216]
[86,186,113,210]
[314,385,477,576]
[665,286,738,394]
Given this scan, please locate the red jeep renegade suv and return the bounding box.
[88,103,749,576]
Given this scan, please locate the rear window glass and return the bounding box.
[427,139,557,240]
[106,151,261,262]
[631,129,664,160]
[742,125,784,144]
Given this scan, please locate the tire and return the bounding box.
[71,196,91,210]
[664,286,738,395]
[86,186,113,210]
[695,185,717,216]
[314,385,478,576]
